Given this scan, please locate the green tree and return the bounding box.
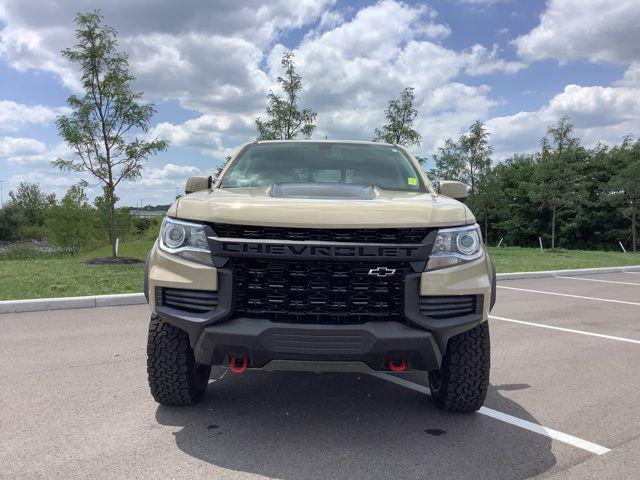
[46,184,94,254]
[7,182,56,238]
[0,204,25,241]
[428,121,492,194]
[467,169,502,243]
[256,52,317,140]
[609,137,640,252]
[529,116,583,249]
[460,121,493,194]
[486,154,543,248]
[374,86,422,146]
[429,138,466,183]
[53,11,168,257]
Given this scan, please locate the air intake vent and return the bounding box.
[159,288,218,313]
[419,295,479,319]
[209,223,432,243]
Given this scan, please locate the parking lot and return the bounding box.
[2,271,640,479]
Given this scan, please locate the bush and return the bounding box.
[45,185,95,255]
[0,243,52,260]
[0,204,25,241]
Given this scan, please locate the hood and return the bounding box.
[171,185,474,228]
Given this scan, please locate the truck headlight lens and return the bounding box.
[159,217,212,265]
[426,224,484,270]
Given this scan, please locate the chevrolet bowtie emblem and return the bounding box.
[368,267,397,277]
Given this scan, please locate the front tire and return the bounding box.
[428,321,490,413]
[147,314,211,406]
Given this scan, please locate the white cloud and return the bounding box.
[486,83,640,158]
[0,100,67,132]
[280,0,518,152]
[0,136,71,165]
[0,136,45,157]
[616,63,640,87]
[148,114,254,157]
[0,0,334,110]
[140,163,204,187]
[515,0,640,64]
[464,44,526,76]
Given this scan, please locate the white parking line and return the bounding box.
[490,315,640,345]
[497,286,640,306]
[625,272,640,275]
[555,276,640,286]
[370,372,611,455]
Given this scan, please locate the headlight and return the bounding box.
[159,217,212,265]
[426,224,484,271]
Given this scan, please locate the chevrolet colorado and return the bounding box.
[145,140,496,412]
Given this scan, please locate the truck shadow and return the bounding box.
[155,371,556,480]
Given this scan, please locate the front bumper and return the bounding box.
[148,240,495,372]
[190,317,442,370]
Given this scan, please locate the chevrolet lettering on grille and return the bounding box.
[209,237,430,262]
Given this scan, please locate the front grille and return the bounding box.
[230,258,412,323]
[210,223,431,244]
[158,288,218,313]
[419,295,478,319]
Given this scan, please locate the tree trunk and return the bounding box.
[551,205,556,250]
[108,185,117,258]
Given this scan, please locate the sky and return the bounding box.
[1,0,639,206]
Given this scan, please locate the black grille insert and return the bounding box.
[210,223,431,244]
[231,258,412,323]
[419,295,478,319]
[159,288,218,313]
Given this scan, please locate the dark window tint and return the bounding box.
[221,142,426,192]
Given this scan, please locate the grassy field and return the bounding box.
[488,246,640,273]
[0,240,152,301]
[0,241,639,300]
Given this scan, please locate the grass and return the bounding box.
[0,240,638,301]
[487,246,640,273]
[0,240,154,301]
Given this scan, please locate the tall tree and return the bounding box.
[374,86,422,146]
[529,116,582,249]
[460,121,493,194]
[256,52,317,140]
[54,11,168,257]
[609,136,640,252]
[429,138,466,183]
[428,121,492,194]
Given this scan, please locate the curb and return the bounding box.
[496,265,640,280]
[0,293,146,314]
[1,265,640,314]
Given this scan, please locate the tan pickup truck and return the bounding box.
[145,140,496,412]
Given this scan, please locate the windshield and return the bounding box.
[220,142,427,192]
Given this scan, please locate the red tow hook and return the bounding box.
[229,355,249,374]
[387,358,407,372]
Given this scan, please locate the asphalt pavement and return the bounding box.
[2,271,640,479]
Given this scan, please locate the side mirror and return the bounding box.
[439,180,468,201]
[185,175,212,194]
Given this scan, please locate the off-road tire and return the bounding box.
[428,321,490,413]
[147,314,211,406]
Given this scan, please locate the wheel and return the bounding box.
[428,321,490,413]
[147,314,211,406]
